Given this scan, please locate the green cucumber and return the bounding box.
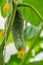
[12,10,26,51]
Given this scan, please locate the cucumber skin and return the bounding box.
[12,10,26,51]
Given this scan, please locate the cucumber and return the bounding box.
[12,10,26,51]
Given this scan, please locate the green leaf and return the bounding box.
[0,0,11,18]
[24,22,43,47]
[0,30,13,45]
[1,8,7,18]
[5,54,21,65]
[26,60,43,65]
[0,30,4,44]
[1,4,11,18]
[6,32,13,45]
[19,0,43,26]
[24,26,39,40]
[5,53,43,65]
[0,0,7,8]
[0,0,7,17]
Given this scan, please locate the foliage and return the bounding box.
[0,0,43,65]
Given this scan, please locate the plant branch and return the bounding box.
[18,3,43,22]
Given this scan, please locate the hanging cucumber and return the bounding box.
[12,10,26,52]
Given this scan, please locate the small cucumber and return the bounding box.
[12,10,26,51]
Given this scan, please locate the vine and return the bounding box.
[0,0,43,65]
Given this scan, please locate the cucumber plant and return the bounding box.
[0,0,43,65]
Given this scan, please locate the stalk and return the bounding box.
[18,3,43,22]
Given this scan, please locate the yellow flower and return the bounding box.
[0,30,6,38]
[18,48,26,58]
[3,4,10,12]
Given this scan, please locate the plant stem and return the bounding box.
[18,3,43,22]
[19,23,43,65]
[0,1,17,65]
